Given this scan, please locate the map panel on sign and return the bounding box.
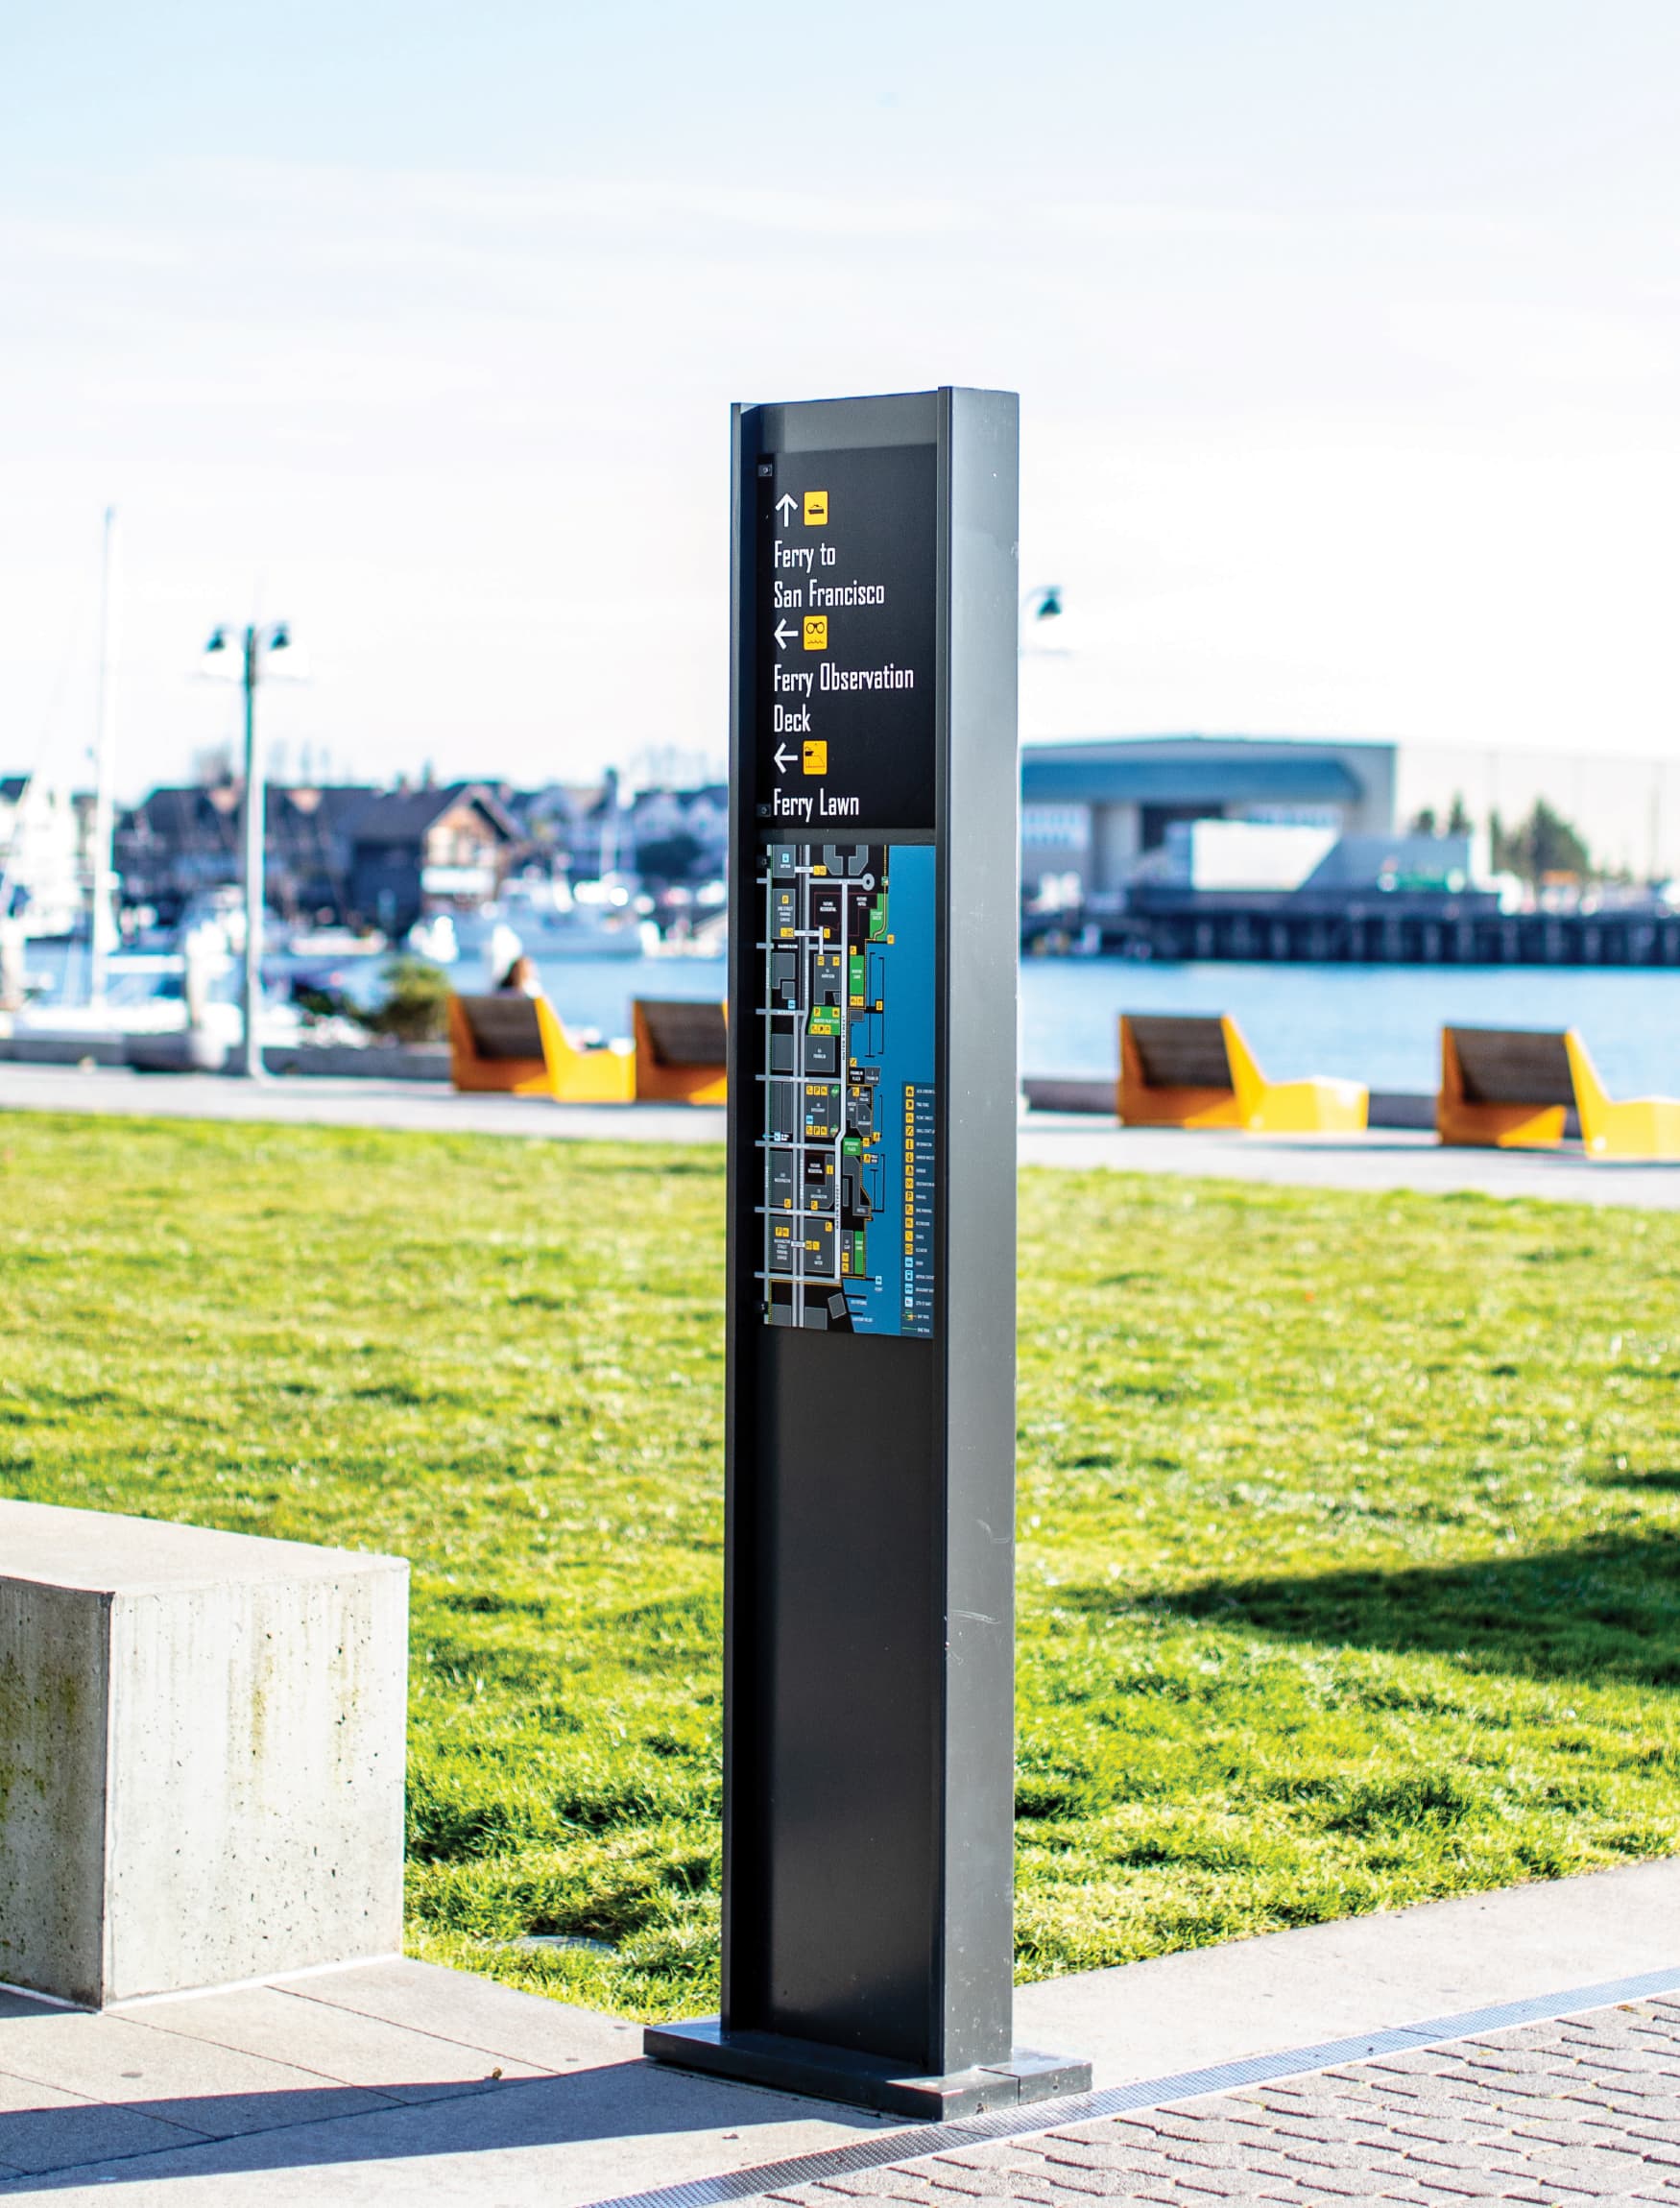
[755,839,935,1337]
[754,444,937,834]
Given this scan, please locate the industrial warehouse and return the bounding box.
[1020,733,1680,965]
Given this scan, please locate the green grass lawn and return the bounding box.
[5,1112,1680,2020]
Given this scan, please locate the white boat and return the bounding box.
[409,874,645,966]
[0,948,303,1063]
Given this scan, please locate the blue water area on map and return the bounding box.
[844,842,935,1337]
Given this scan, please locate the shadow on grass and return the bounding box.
[1067,1530,1680,1688]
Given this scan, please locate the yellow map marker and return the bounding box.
[803,741,828,775]
[803,615,828,650]
[804,490,828,525]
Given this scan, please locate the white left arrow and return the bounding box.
[773,743,795,773]
[775,492,797,524]
[773,618,796,649]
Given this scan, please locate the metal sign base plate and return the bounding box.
[643,2018,1092,2121]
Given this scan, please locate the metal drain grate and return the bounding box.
[589,1962,1680,2208]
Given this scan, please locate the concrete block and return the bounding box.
[0,1499,407,2008]
[264,1044,452,1082]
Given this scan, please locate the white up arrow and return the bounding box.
[773,618,797,649]
[773,743,795,773]
[775,492,798,524]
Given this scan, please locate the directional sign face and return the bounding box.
[751,444,940,1339]
[753,444,937,834]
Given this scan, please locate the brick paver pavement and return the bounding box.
[768,1998,1680,2206]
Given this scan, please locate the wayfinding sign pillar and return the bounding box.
[643,389,1091,2120]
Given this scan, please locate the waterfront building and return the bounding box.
[1020,735,1397,909]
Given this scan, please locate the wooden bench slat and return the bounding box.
[1125,1013,1232,1092]
[636,998,728,1068]
[456,994,546,1062]
[1448,1026,1574,1107]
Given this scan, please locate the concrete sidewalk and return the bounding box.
[0,1063,726,1147]
[4,1858,1680,2201]
[8,1063,1680,1207]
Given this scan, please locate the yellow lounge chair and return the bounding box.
[1118,1012,1367,1134]
[1569,1033,1680,1160]
[632,997,728,1104]
[1439,1025,1680,1160]
[447,993,635,1102]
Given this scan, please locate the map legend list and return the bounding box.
[902,1082,936,1336]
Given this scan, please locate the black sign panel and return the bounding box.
[645,391,1089,2125]
[753,444,936,835]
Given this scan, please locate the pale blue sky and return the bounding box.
[4,1,1678,794]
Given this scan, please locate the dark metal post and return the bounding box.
[644,387,1090,2121]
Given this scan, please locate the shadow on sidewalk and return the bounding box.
[1066,1527,1680,1687]
[0,2057,875,2195]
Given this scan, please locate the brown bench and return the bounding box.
[1439,1025,1680,1157]
[1437,1027,1574,1148]
[447,994,634,1101]
[632,997,727,1104]
[1119,1012,1366,1133]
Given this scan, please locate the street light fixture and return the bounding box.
[1020,584,1068,657]
[201,621,294,1079]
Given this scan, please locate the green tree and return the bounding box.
[1524,798,1592,878]
[1447,792,1473,834]
[1408,804,1438,834]
[1490,799,1593,882]
[361,955,451,1044]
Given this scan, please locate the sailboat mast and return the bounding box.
[88,504,119,1006]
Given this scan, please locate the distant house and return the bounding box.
[345,784,521,935]
[503,780,613,877]
[114,780,518,933]
[116,784,380,926]
[630,785,728,882]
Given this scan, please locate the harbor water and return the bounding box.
[379,952,1680,1097]
[1021,958,1680,1096]
[22,942,1680,1098]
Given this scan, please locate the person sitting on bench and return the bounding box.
[495,953,541,997]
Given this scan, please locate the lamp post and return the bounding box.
[203,621,292,1079]
[88,507,120,1008]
